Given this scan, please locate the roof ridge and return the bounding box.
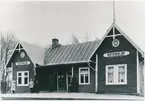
[45,40,100,65]
[49,40,100,48]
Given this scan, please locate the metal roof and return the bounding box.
[6,41,45,67]
[44,40,100,65]
[20,41,45,65]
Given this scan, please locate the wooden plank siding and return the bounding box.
[11,50,34,93]
[73,63,96,93]
[91,35,138,94]
[37,63,96,93]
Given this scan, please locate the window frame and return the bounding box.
[17,71,29,86]
[106,64,127,85]
[79,67,90,85]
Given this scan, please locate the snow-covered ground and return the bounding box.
[1,92,144,100]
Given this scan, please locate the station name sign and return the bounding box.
[103,51,130,58]
[15,61,30,66]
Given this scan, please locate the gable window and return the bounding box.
[106,64,127,85]
[17,71,29,86]
[79,67,90,85]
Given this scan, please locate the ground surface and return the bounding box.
[1,93,144,100]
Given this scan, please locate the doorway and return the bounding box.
[57,71,67,91]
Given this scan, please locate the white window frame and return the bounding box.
[79,67,90,85]
[17,71,29,86]
[106,64,127,85]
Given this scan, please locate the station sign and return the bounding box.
[15,61,30,66]
[103,51,130,57]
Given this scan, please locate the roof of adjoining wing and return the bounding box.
[44,40,100,66]
[6,41,45,67]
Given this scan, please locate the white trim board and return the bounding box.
[5,43,19,68]
[88,23,144,61]
[95,54,98,92]
[136,50,140,94]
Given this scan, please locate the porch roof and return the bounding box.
[44,40,100,66]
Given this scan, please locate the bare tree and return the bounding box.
[0,32,17,81]
[71,34,79,44]
[84,32,89,42]
[95,37,100,41]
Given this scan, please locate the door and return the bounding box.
[58,72,67,91]
[67,72,72,91]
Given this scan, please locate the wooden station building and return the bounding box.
[6,23,144,95]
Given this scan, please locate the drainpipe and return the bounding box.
[71,65,74,78]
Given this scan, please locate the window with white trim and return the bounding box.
[106,64,127,85]
[79,67,90,85]
[17,71,29,86]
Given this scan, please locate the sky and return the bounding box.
[0,1,144,52]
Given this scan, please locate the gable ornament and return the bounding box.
[112,39,120,47]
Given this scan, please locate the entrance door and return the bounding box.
[58,72,67,91]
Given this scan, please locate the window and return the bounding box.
[17,71,29,86]
[79,67,90,85]
[106,64,127,85]
[107,66,114,83]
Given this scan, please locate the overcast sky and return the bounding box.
[0,1,144,51]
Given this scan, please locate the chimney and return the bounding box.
[52,38,61,48]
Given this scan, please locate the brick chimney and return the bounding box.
[52,38,61,48]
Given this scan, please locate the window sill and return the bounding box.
[17,84,29,86]
[79,83,90,85]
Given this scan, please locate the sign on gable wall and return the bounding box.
[15,61,30,66]
[103,51,130,58]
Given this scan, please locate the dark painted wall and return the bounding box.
[91,35,137,94]
[73,63,95,93]
[10,50,34,93]
[37,63,96,93]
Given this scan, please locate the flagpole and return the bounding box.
[113,1,115,24]
[113,1,116,39]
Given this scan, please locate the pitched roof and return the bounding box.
[44,40,100,66]
[6,41,45,67]
[88,23,144,60]
[20,41,45,65]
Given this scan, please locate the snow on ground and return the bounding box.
[1,92,144,100]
